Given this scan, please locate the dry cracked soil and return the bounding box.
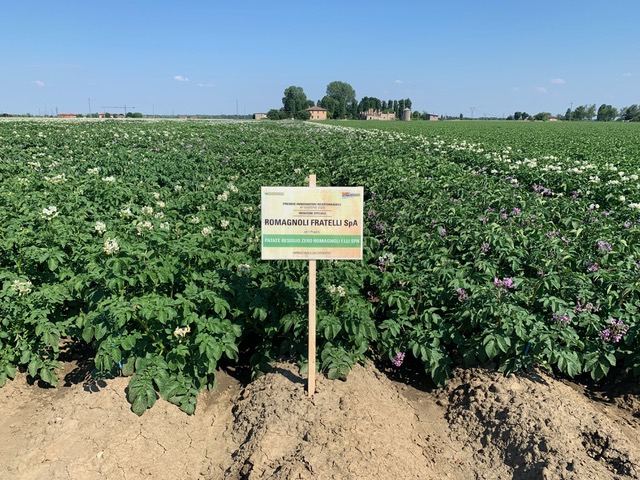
[1,359,639,480]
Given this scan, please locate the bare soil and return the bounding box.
[1,360,639,480]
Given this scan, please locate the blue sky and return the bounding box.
[2,1,638,117]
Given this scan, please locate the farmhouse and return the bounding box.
[253,113,268,120]
[427,114,439,121]
[57,113,77,119]
[361,108,396,121]
[306,106,328,120]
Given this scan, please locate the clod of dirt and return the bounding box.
[435,368,640,479]
[223,362,463,480]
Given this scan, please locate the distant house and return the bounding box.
[306,106,328,120]
[427,114,439,121]
[548,116,558,122]
[253,113,268,120]
[361,108,395,121]
[57,113,76,119]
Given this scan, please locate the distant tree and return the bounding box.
[358,97,366,112]
[267,108,286,120]
[381,100,387,110]
[596,104,618,122]
[319,96,340,119]
[359,96,383,114]
[506,115,515,120]
[282,86,311,119]
[325,81,356,119]
[349,100,359,118]
[573,105,587,121]
[405,98,412,110]
[533,112,551,121]
[570,104,596,121]
[619,104,640,121]
[398,99,406,118]
[459,113,463,120]
[326,81,356,104]
[565,108,573,121]
[387,99,393,112]
[514,111,522,120]
[521,112,529,120]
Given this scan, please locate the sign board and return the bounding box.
[261,186,363,260]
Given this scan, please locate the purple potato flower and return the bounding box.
[391,352,406,367]
[599,318,629,344]
[552,312,571,324]
[456,288,469,302]
[597,240,612,253]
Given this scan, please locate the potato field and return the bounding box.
[1,118,640,415]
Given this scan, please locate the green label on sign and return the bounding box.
[262,234,361,248]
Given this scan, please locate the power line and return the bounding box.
[100,105,135,116]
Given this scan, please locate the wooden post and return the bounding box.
[308,174,317,397]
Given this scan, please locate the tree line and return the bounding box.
[507,103,640,122]
[267,81,414,120]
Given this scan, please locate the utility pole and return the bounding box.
[470,107,475,119]
[569,102,573,121]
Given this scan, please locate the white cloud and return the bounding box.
[394,79,402,84]
[197,83,215,88]
[173,75,189,82]
[550,78,566,85]
[535,87,548,94]
[623,72,635,77]
[32,80,45,88]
